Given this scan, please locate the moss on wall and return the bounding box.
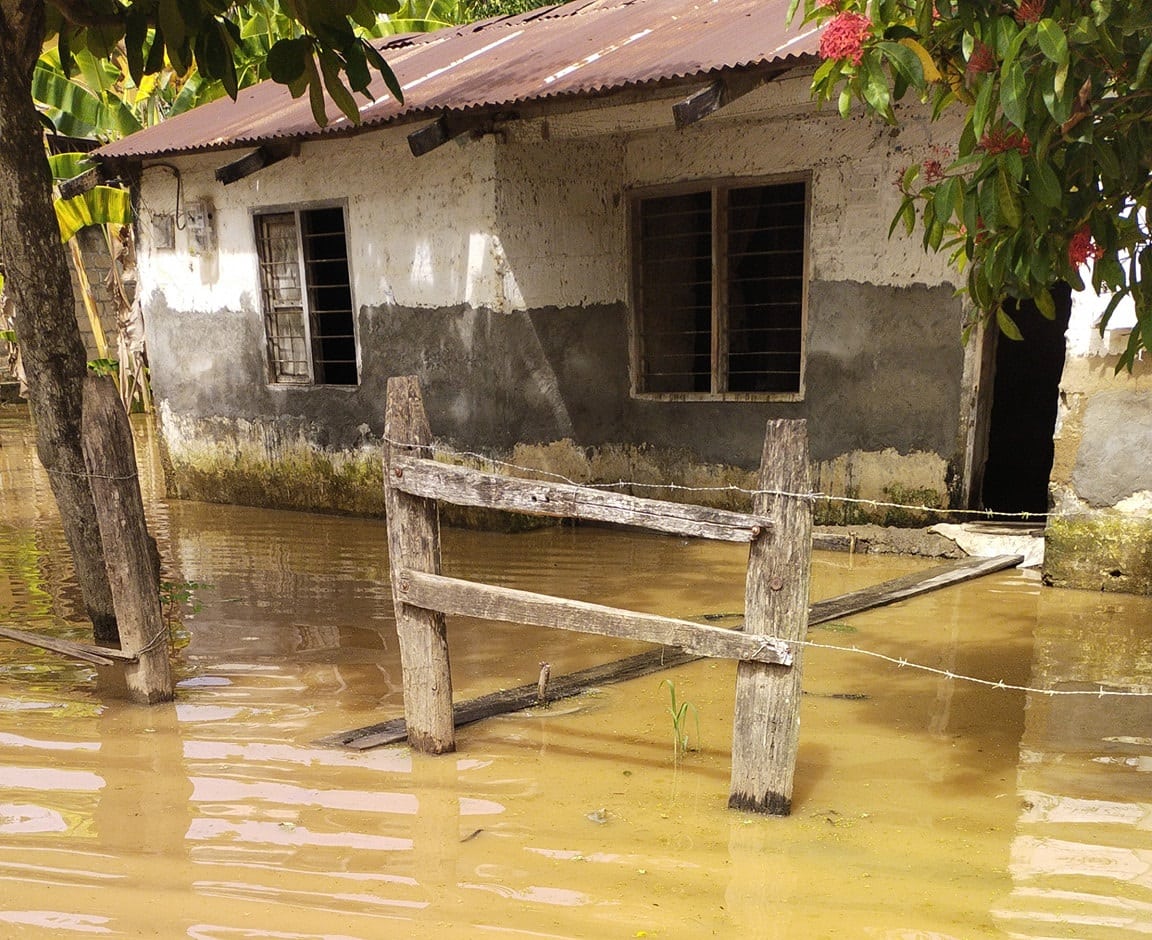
[1044,512,1152,594]
[164,431,955,533]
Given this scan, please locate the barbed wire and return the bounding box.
[775,636,1152,698]
[383,438,1152,697]
[385,436,1050,520]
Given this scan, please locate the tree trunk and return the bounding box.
[0,3,119,643]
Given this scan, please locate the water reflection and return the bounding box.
[994,590,1152,938]
[1,409,1151,935]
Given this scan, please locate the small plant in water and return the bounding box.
[661,679,700,761]
[159,579,208,649]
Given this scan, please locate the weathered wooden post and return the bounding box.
[729,419,812,814]
[383,376,455,753]
[81,375,173,703]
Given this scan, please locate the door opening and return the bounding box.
[979,285,1073,515]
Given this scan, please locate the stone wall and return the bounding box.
[1045,296,1152,593]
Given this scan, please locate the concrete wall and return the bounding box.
[137,75,971,522]
[1045,292,1152,592]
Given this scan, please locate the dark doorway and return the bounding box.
[980,284,1073,515]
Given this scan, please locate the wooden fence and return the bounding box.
[383,375,813,815]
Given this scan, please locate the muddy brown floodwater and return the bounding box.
[1,409,1151,939]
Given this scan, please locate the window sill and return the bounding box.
[631,391,805,403]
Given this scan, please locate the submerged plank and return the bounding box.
[389,455,773,543]
[324,552,1024,750]
[316,647,699,750]
[807,554,1023,625]
[0,625,137,667]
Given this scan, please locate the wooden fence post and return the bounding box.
[729,419,811,814]
[384,376,455,753]
[81,375,173,704]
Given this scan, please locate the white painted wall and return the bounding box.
[137,74,962,325]
[137,127,499,317]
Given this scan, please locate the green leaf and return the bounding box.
[268,36,311,85]
[996,164,1022,228]
[1000,61,1027,130]
[972,75,994,140]
[860,56,893,122]
[362,40,404,104]
[48,152,95,182]
[838,85,852,119]
[1037,19,1069,65]
[302,54,328,127]
[55,186,133,242]
[888,196,917,237]
[996,306,1024,340]
[124,10,147,85]
[159,0,186,53]
[1028,155,1062,207]
[318,49,359,123]
[1035,288,1056,320]
[877,40,925,88]
[1136,40,1152,87]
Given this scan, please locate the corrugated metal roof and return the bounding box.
[95,0,820,161]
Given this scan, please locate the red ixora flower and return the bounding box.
[979,127,1031,156]
[819,11,872,66]
[1015,0,1045,24]
[1068,225,1103,267]
[966,42,996,76]
[923,159,947,182]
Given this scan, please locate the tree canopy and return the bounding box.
[796,0,1152,367]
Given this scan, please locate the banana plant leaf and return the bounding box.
[55,186,133,242]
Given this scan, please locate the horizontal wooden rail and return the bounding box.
[396,569,793,666]
[0,624,138,667]
[389,455,773,543]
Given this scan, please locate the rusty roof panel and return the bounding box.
[96,0,820,161]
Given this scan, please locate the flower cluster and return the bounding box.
[966,42,996,76]
[818,11,872,66]
[923,159,946,182]
[1068,225,1103,267]
[979,127,1031,156]
[1014,0,1045,24]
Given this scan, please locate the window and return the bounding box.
[255,205,358,386]
[631,178,808,399]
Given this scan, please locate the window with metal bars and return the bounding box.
[255,205,358,386]
[631,178,807,399]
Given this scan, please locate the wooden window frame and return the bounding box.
[253,201,360,388]
[628,174,810,403]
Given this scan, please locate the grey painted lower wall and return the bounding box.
[151,278,966,523]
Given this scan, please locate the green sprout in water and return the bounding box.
[661,679,700,762]
[159,579,208,650]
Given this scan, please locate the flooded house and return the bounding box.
[91,0,1111,579]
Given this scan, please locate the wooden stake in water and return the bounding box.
[81,375,173,703]
[729,418,811,815]
[383,376,455,754]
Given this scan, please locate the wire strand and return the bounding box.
[383,436,1050,520]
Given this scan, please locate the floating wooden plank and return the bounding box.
[326,552,1024,750]
[807,554,1023,625]
[397,569,793,666]
[316,647,699,750]
[390,455,773,543]
[0,625,137,667]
